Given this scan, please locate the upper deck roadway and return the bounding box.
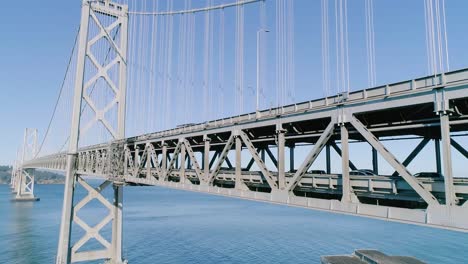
[24,67,468,232]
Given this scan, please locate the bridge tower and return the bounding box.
[12,128,40,202]
[56,0,128,263]
[10,148,20,193]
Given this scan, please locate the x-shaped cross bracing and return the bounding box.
[81,9,126,140]
[71,177,114,260]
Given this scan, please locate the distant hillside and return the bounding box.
[0,166,12,184]
[0,165,65,184]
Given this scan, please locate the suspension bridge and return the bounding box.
[8,0,468,263]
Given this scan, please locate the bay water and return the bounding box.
[1,184,467,263]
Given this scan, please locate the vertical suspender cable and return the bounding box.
[149,0,158,132]
[142,0,148,134]
[334,0,340,95]
[259,0,267,109]
[166,1,174,129]
[424,0,433,75]
[321,0,329,97]
[365,0,376,87]
[287,0,295,103]
[441,0,449,71]
[424,0,449,75]
[235,2,244,115]
[218,7,225,118]
[435,0,443,74]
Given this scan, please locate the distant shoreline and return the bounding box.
[0,182,65,185]
[1,165,65,185]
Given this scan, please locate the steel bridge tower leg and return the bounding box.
[56,1,128,263]
[10,148,21,193]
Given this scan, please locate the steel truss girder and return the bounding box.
[208,134,235,184]
[246,156,255,171]
[391,138,430,177]
[286,121,336,192]
[340,124,358,203]
[440,114,456,205]
[164,141,183,180]
[124,146,136,176]
[21,68,468,234]
[183,139,204,182]
[239,131,278,189]
[330,142,358,171]
[349,115,439,206]
[135,146,148,177]
[147,144,162,179]
[127,145,150,179]
[264,147,278,168]
[451,139,468,159]
[209,151,219,168]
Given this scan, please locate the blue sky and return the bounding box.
[0,1,82,164]
[1,0,468,176]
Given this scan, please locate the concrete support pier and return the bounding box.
[321,249,426,264]
[11,195,40,202]
[11,168,39,202]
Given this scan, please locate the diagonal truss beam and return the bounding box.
[391,138,430,176]
[124,146,136,176]
[239,131,278,189]
[245,148,264,171]
[183,139,204,182]
[349,115,439,206]
[264,147,278,168]
[163,141,183,180]
[208,134,235,184]
[451,139,468,159]
[245,157,255,171]
[147,144,162,179]
[134,146,148,177]
[225,155,233,169]
[330,142,358,171]
[286,121,336,192]
[209,151,220,168]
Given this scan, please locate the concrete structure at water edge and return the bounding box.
[321,249,426,264]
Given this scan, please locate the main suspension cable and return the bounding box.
[129,0,262,16]
[35,27,80,158]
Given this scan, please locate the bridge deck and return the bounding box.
[23,68,468,232]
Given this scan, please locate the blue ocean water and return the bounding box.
[0,184,467,264]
